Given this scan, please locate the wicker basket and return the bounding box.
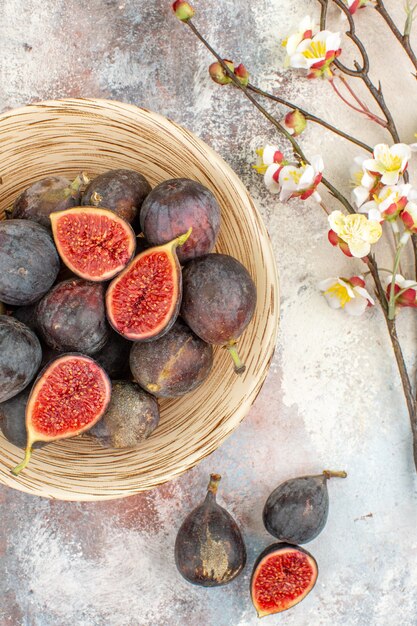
[0,99,279,501]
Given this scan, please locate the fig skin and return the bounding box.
[0,388,42,449]
[13,304,39,332]
[0,220,60,306]
[263,471,347,544]
[90,381,159,448]
[129,319,213,398]
[10,175,85,229]
[37,279,109,355]
[0,316,42,403]
[251,543,318,617]
[94,330,131,379]
[140,178,221,263]
[82,169,151,228]
[181,254,256,373]
[175,474,246,587]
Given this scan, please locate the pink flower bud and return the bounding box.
[208,60,235,85]
[401,201,417,233]
[172,1,195,22]
[234,63,249,86]
[386,280,417,308]
[284,110,307,136]
[328,230,352,257]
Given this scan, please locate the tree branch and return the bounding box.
[247,83,373,152]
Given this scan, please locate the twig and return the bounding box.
[329,77,387,127]
[375,0,417,77]
[322,0,402,144]
[186,20,355,214]
[247,83,373,152]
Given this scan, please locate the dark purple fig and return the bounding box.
[129,319,213,398]
[90,381,159,448]
[174,474,246,586]
[0,220,60,305]
[140,178,221,263]
[10,173,88,228]
[0,316,42,402]
[0,388,42,449]
[181,253,256,374]
[94,330,131,379]
[251,543,318,617]
[37,279,109,355]
[81,169,151,227]
[263,471,347,544]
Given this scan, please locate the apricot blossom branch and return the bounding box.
[375,0,417,77]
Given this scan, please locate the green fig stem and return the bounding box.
[175,227,192,248]
[322,470,348,480]
[226,342,246,375]
[11,444,33,476]
[207,473,221,495]
[64,171,90,198]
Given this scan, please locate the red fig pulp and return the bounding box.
[50,206,136,282]
[11,354,111,475]
[106,229,191,341]
[251,543,318,617]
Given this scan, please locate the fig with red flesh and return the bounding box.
[181,253,256,374]
[140,178,221,263]
[37,279,109,355]
[263,470,347,544]
[90,381,159,448]
[50,206,136,282]
[9,173,89,229]
[0,220,60,306]
[81,169,151,227]
[130,319,213,397]
[0,316,42,402]
[251,543,318,617]
[174,474,246,587]
[106,229,191,341]
[11,354,111,475]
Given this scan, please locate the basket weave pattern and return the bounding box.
[0,99,279,501]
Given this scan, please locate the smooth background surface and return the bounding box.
[1,1,417,624]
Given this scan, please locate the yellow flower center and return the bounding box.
[379,150,402,172]
[302,40,327,59]
[284,169,302,184]
[334,214,382,244]
[373,189,399,205]
[325,283,351,308]
[253,148,268,174]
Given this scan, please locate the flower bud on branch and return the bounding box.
[172,1,195,22]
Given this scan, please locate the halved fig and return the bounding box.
[11,354,111,475]
[251,543,318,617]
[106,229,191,341]
[50,206,136,282]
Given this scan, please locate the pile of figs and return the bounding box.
[175,470,346,618]
[0,168,257,474]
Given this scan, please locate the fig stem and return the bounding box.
[11,444,33,476]
[207,473,221,495]
[64,171,90,198]
[175,227,192,248]
[322,470,348,480]
[226,342,246,375]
